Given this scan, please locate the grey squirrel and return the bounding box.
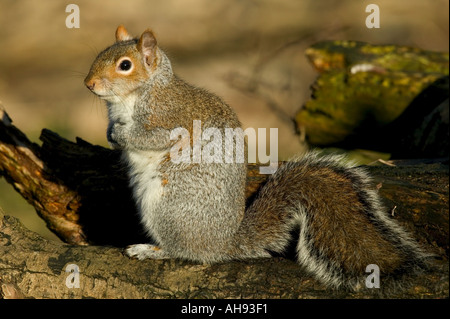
[84,25,429,290]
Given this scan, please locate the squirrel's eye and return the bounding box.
[119,59,132,71]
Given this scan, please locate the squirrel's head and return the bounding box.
[84,25,169,102]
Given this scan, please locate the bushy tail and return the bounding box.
[233,152,430,289]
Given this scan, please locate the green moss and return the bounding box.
[307,40,449,74]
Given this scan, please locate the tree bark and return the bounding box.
[0,103,449,299]
[0,206,448,299]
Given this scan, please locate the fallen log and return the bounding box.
[0,103,448,298]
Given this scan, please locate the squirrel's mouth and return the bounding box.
[85,82,116,100]
[100,94,127,105]
[93,92,116,101]
[97,94,113,99]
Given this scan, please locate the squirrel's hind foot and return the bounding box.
[125,244,170,260]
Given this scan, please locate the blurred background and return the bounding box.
[0,0,448,241]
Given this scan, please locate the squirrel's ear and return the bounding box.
[138,30,157,64]
[115,25,133,42]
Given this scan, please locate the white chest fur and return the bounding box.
[106,94,136,125]
[106,93,166,239]
[124,149,167,240]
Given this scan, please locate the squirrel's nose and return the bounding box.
[85,79,96,91]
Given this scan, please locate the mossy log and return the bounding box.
[296,41,449,157]
[0,103,448,299]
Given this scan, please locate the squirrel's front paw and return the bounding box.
[125,244,170,260]
[107,122,127,149]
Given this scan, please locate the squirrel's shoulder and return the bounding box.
[150,75,241,129]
